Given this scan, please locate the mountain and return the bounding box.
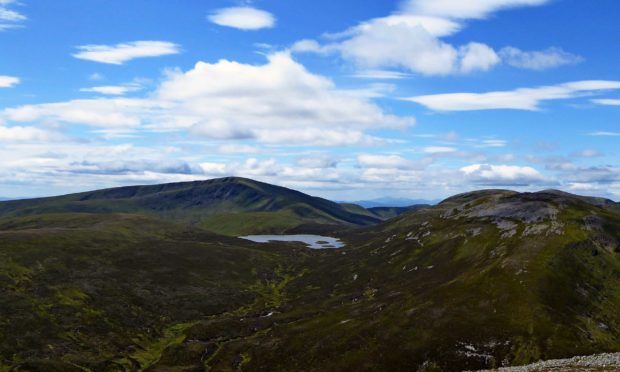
[251,188,620,371]
[348,197,438,208]
[0,177,381,236]
[0,182,619,371]
[367,205,428,219]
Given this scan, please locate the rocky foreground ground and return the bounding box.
[475,353,620,371]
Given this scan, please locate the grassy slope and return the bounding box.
[0,188,619,371]
[0,213,312,370]
[0,177,381,236]
[156,190,620,371]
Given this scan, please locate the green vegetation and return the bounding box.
[0,182,619,370]
[0,177,381,236]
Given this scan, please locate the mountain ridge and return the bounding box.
[0,177,383,235]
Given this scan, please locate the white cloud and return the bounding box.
[330,16,490,76]
[80,84,142,96]
[592,99,620,106]
[88,73,105,81]
[0,126,63,142]
[403,0,550,19]
[405,80,620,111]
[588,131,620,137]
[156,52,413,144]
[0,75,19,88]
[350,70,412,80]
[208,7,275,30]
[291,0,559,76]
[357,154,418,170]
[461,164,545,185]
[2,53,414,146]
[296,156,339,169]
[500,47,583,70]
[478,139,507,148]
[423,146,457,154]
[3,98,158,128]
[73,41,180,65]
[576,149,603,158]
[291,39,330,54]
[459,42,500,73]
[0,0,26,30]
[217,144,264,155]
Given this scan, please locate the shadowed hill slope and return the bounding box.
[0,177,381,235]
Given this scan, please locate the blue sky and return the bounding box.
[0,0,619,201]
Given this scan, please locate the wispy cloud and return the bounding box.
[0,0,26,30]
[0,126,64,142]
[592,98,620,106]
[499,47,583,70]
[423,146,457,154]
[404,80,620,111]
[403,0,551,20]
[0,75,19,88]
[208,7,275,30]
[80,83,142,96]
[73,41,181,65]
[350,70,412,80]
[588,131,620,137]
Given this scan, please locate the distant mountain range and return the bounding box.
[1,178,619,370]
[343,196,439,208]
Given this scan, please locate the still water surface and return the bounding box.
[239,234,344,249]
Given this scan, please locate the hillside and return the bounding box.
[0,183,619,371]
[0,177,381,236]
[230,189,620,371]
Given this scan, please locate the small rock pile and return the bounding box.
[474,353,620,371]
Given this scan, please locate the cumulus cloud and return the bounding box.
[208,7,275,30]
[156,52,413,145]
[499,47,583,70]
[461,164,545,186]
[291,0,563,76]
[405,80,620,111]
[311,15,499,76]
[1,53,414,146]
[0,75,19,88]
[459,43,500,73]
[73,41,180,64]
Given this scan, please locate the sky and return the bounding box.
[0,0,619,201]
